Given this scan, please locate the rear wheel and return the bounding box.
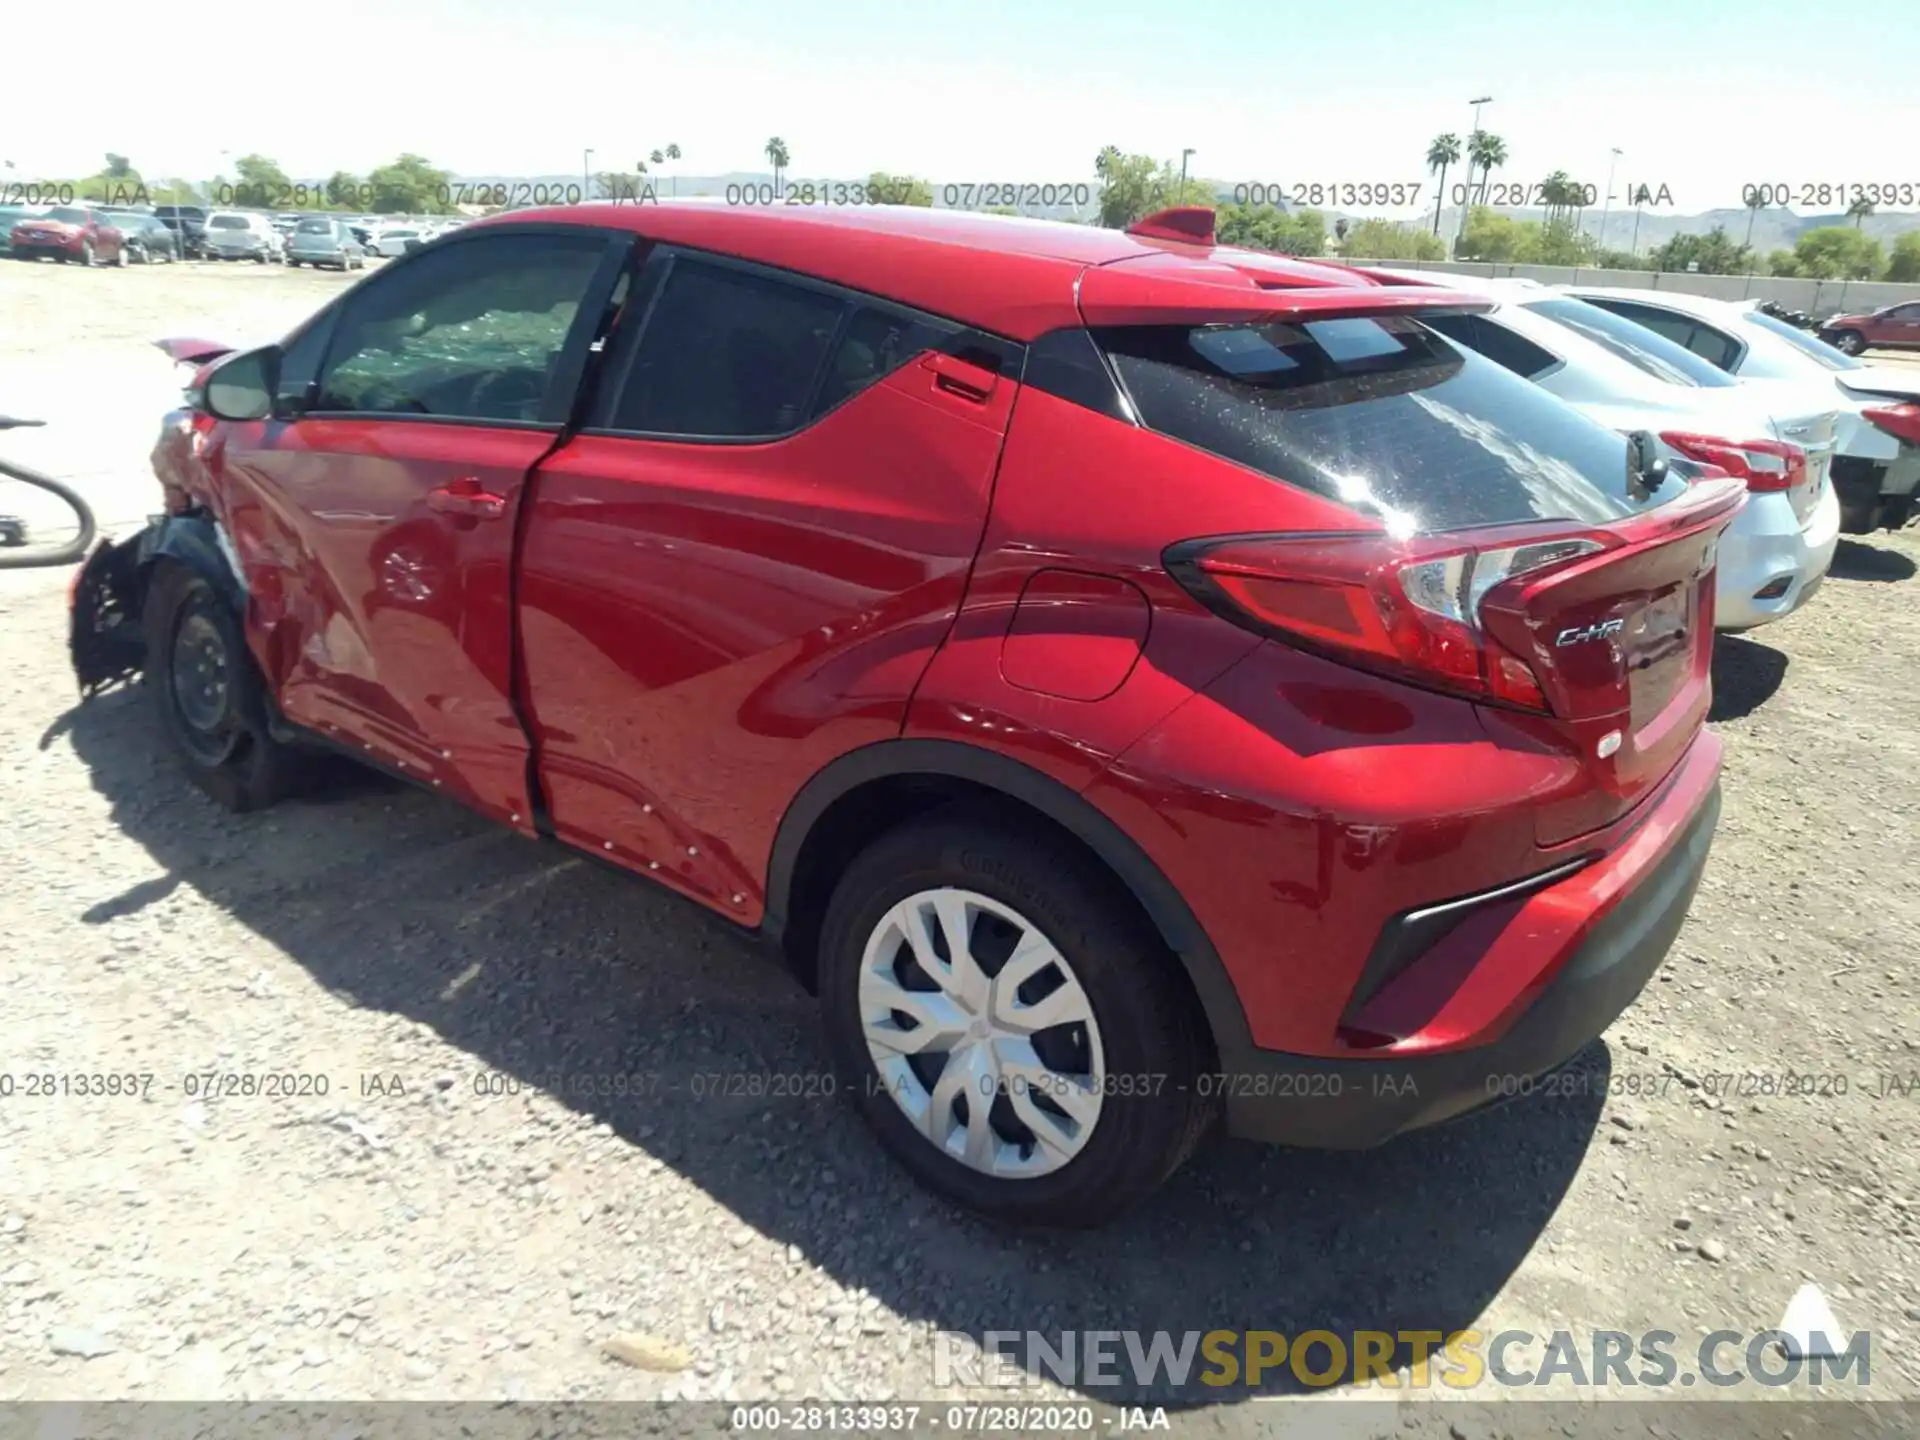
[144,561,307,813]
[1833,329,1866,355]
[79,240,94,266]
[817,812,1216,1228]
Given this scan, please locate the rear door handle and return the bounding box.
[427,477,507,519]
[919,351,998,403]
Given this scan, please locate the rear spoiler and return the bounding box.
[153,336,233,366]
[1076,265,1494,328]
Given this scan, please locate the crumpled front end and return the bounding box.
[70,526,153,697]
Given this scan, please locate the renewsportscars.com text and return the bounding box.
[935,1328,1871,1391]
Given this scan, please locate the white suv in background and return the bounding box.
[1559,286,1920,536]
[201,211,281,263]
[1362,272,1841,632]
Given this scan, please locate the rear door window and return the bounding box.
[1521,298,1738,386]
[603,258,847,438]
[1419,313,1561,380]
[1095,315,1641,533]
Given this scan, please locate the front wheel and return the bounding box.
[817,813,1216,1228]
[79,241,94,266]
[143,561,308,812]
[1832,329,1866,355]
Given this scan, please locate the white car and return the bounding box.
[372,226,423,257]
[1366,272,1840,632]
[201,211,281,263]
[1557,286,1920,536]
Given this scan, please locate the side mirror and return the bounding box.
[203,346,281,422]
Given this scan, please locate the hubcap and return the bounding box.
[170,610,234,758]
[858,887,1105,1179]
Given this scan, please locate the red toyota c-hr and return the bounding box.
[78,201,1741,1227]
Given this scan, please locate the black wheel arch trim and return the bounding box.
[762,737,1255,1057]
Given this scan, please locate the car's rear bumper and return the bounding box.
[1217,735,1721,1148]
[1715,482,1839,630]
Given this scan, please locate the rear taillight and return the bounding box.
[1863,403,1920,447]
[1167,531,1607,713]
[1660,431,1803,493]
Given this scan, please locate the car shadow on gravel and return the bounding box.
[1829,538,1917,583]
[64,684,1604,1409]
[1709,634,1789,722]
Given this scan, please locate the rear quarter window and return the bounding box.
[1096,315,1638,534]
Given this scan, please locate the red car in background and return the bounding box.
[9,204,126,265]
[1821,301,1920,355]
[71,202,1741,1227]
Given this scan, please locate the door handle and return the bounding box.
[427,477,507,519]
[919,351,998,402]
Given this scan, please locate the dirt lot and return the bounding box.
[2,258,1918,1434]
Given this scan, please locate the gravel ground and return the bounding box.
[2,258,1918,1434]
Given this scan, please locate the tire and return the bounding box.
[817,811,1216,1228]
[79,240,94,266]
[1833,330,1866,355]
[114,245,129,267]
[143,560,306,813]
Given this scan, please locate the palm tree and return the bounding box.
[764,137,790,198]
[651,143,682,197]
[1468,131,1508,206]
[1848,196,1874,230]
[1540,170,1576,224]
[1426,133,1461,235]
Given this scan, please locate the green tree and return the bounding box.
[1531,213,1595,265]
[1425,132,1461,235]
[364,154,454,214]
[1847,196,1874,230]
[866,171,933,206]
[324,171,364,208]
[1590,248,1644,271]
[1214,203,1326,256]
[595,170,650,203]
[229,154,292,208]
[1792,226,1884,280]
[1766,250,1804,278]
[104,153,135,179]
[1467,131,1508,205]
[1886,232,1920,283]
[764,137,790,197]
[1093,149,1212,229]
[1647,226,1753,276]
[1457,206,1530,262]
[649,143,683,197]
[1341,217,1445,261]
[1539,170,1579,225]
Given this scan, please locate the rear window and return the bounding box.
[1746,309,1864,371]
[208,214,248,230]
[1096,316,1640,534]
[1521,298,1737,388]
[296,218,334,234]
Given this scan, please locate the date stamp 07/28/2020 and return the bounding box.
[4,1064,1919,1107]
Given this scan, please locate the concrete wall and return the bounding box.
[1341,259,1920,316]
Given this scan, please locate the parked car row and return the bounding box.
[1358,270,1920,622]
[64,200,1911,1227]
[5,201,471,270]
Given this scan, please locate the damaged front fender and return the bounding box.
[70,512,248,697]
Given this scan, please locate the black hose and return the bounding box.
[0,456,98,567]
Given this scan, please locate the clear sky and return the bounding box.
[9,0,1918,213]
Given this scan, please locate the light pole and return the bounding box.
[1179,147,1195,196]
[583,148,594,201]
[1455,95,1492,253]
[1598,147,1622,249]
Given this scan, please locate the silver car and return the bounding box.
[203,211,280,263]
[285,217,366,271]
